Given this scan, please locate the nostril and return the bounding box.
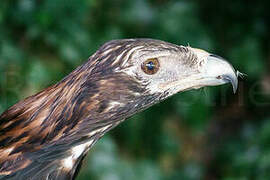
[217,75,222,79]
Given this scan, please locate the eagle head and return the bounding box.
[89,39,238,116]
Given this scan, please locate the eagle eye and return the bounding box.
[141,58,160,75]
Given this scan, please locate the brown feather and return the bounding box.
[0,39,190,179]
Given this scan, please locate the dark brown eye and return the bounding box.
[141,58,160,75]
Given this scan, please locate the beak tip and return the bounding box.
[232,70,246,93]
[221,74,238,94]
[232,76,238,94]
[233,86,237,94]
[207,54,240,94]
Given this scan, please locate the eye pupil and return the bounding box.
[141,58,160,75]
[146,61,155,70]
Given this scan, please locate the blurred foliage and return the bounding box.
[1,0,270,179]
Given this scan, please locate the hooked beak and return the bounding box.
[176,47,240,93]
[158,48,240,94]
[203,54,238,93]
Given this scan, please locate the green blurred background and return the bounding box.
[0,0,270,179]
